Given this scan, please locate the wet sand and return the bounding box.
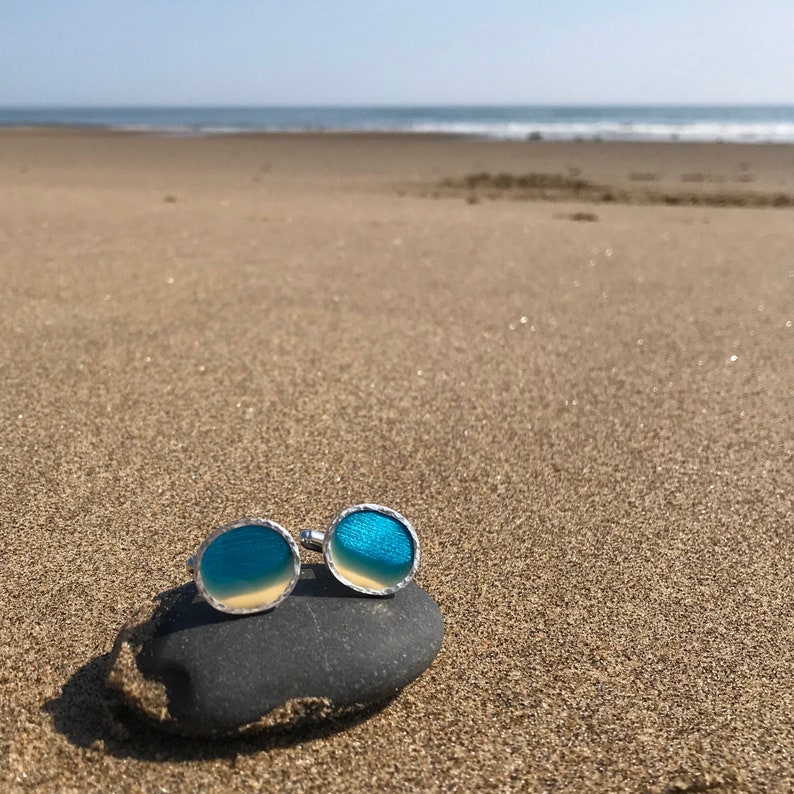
[1,130,793,792]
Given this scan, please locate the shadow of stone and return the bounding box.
[43,652,394,761]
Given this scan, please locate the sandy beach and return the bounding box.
[1,129,793,792]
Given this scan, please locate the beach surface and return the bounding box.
[1,130,793,792]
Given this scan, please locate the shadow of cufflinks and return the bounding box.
[155,562,385,636]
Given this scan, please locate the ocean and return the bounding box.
[1,105,793,144]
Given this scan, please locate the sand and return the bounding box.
[1,129,792,793]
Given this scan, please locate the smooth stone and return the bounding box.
[106,563,443,736]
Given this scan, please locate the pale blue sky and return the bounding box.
[1,0,792,107]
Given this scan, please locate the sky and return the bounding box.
[1,0,792,107]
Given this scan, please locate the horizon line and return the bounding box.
[2,101,794,111]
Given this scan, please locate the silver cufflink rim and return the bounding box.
[186,517,301,616]
[299,502,421,597]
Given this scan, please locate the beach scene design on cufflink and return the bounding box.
[300,503,420,596]
[186,518,301,615]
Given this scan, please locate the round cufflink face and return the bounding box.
[323,504,420,596]
[194,518,300,615]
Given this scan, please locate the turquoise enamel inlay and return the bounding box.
[329,509,415,591]
[199,525,294,609]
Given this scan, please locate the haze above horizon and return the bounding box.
[1,0,792,107]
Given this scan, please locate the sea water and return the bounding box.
[1,105,793,143]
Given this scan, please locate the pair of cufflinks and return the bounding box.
[186,503,420,614]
